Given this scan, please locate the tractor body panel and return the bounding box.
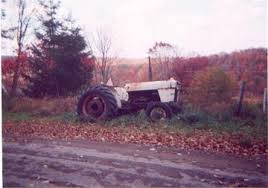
[123,78,180,104]
[114,87,129,102]
[158,88,176,102]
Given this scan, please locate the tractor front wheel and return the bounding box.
[145,102,172,121]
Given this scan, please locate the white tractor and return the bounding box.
[77,78,182,121]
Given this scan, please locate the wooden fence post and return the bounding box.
[236,81,246,116]
[263,88,267,112]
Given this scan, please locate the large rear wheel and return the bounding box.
[77,86,118,121]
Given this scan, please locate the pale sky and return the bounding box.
[2,0,267,58]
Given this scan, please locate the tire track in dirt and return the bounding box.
[3,140,268,187]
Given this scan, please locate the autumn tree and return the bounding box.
[173,56,209,88]
[24,0,94,97]
[2,0,35,97]
[188,67,236,111]
[148,42,177,80]
[2,53,28,92]
[228,48,267,95]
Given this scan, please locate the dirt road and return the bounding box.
[3,138,268,187]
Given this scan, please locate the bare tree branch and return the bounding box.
[148,42,178,80]
[93,28,117,84]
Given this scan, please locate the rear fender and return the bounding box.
[158,88,176,102]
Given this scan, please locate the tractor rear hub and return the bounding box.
[86,97,105,118]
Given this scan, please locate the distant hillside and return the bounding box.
[116,58,147,65]
[1,56,147,65]
[111,48,267,96]
[2,48,267,96]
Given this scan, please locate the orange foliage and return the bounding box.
[2,52,29,92]
[2,52,28,75]
[188,66,237,109]
[173,48,266,96]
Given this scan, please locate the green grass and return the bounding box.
[3,110,267,139]
[42,112,78,123]
[2,112,33,122]
[105,111,267,138]
[2,112,78,123]
[166,115,267,138]
[106,110,150,128]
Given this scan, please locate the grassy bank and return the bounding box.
[3,110,267,140]
[2,96,267,140]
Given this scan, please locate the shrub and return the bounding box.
[188,66,236,112]
[9,97,77,116]
[239,101,266,120]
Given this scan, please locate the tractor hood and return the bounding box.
[125,78,180,92]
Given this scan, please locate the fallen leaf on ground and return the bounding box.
[3,120,267,157]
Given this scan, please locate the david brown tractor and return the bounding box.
[77,78,181,121]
